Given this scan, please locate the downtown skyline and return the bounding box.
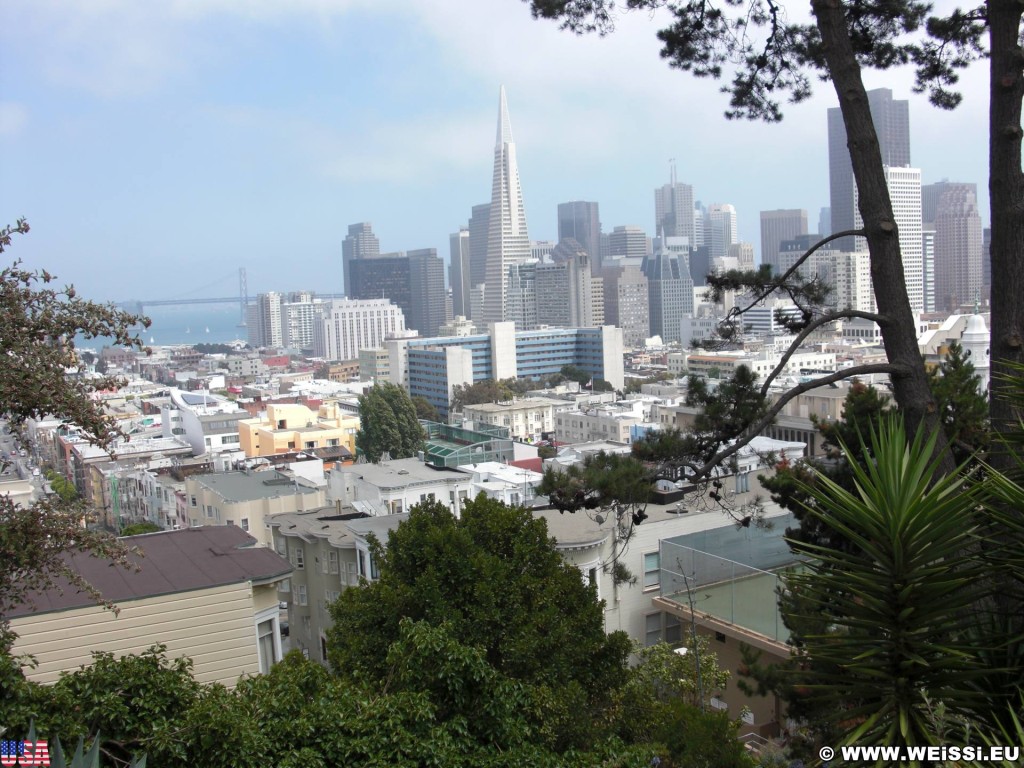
[0,0,991,301]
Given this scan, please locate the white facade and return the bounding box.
[314,298,406,362]
[462,399,556,442]
[854,166,923,312]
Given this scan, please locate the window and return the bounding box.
[276,538,287,555]
[205,504,213,519]
[297,584,308,606]
[294,546,304,570]
[665,614,682,644]
[227,519,234,527]
[328,551,339,574]
[241,518,249,532]
[643,552,661,590]
[279,578,290,594]
[645,613,663,647]
[256,618,276,674]
[190,495,197,507]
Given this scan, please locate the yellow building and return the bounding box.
[239,402,358,457]
[8,527,292,687]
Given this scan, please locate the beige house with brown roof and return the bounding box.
[7,527,292,687]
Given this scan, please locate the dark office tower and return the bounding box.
[819,207,832,236]
[608,225,649,260]
[349,253,411,319]
[689,246,711,286]
[408,248,447,337]
[924,182,982,313]
[468,203,491,291]
[342,222,380,297]
[760,209,808,272]
[557,201,602,267]
[449,229,472,319]
[828,88,910,252]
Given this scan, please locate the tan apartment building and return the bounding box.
[186,469,327,546]
[239,402,359,458]
[8,526,292,687]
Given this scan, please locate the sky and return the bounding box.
[0,0,991,303]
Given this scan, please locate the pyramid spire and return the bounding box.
[496,85,514,147]
[483,87,531,325]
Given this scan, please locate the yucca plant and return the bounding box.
[16,720,146,768]
[783,416,991,753]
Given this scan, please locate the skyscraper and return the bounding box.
[483,87,531,324]
[349,250,447,337]
[852,166,923,311]
[706,204,738,261]
[342,222,380,297]
[467,203,491,291]
[760,209,808,272]
[608,225,649,260]
[654,166,695,244]
[557,201,602,267]
[828,88,911,252]
[926,182,982,313]
[642,246,694,344]
[449,229,471,319]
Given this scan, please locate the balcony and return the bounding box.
[655,512,804,653]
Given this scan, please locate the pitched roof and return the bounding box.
[6,526,292,618]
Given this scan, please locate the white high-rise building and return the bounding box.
[250,292,283,348]
[706,204,738,260]
[282,293,324,350]
[483,87,531,324]
[313,298,406,362]
[853,166,923,312]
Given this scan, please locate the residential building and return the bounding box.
[358,347,391,381]
[282,293,324,350]
[239,402,359,458]
[328,457,476,517]
[462,398,556,442]
[161,388,248,467]
[186,469,327,546]
[483,87,532,324]
[250,292,283,348]
[9,527,291,686]
[828,88,911,251]
[313,298,406,362]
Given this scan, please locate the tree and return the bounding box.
[326,496,633,750]
[449,377,533,412]
[782,418,991,750]
[410,394,440,422]
[524,0,1023,474]
[928,340,990,465]
[355,381,425,462]
[120,521,161,536]
[1,220,148,617]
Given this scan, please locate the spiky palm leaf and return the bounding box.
[783,416,990,752]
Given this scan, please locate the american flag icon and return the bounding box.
[0,740,49,767]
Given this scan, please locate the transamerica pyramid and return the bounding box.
[482,86,531,325]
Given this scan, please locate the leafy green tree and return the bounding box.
[1,221,147,617]
[410,394,440,422]
[559,364,590,386]
[928,340,990,465]
[449,377,534,411]
[327,496,633,750]
[355,382,425,462]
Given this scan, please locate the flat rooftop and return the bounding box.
[192,470,322,502]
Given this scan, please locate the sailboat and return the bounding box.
[205,326,210,334]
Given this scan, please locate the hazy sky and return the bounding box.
[0,0,990,301]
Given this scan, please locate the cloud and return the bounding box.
[0,103,29,137]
